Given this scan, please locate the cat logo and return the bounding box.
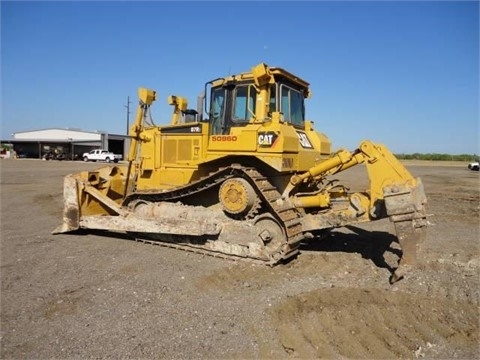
[258,132,278,147]
[296,131,313,149]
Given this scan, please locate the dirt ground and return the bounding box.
[1,159,478,359]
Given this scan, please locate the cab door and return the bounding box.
[207,84,257,152]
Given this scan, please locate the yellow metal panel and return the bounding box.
[298,151,320,171]
[159,170,186,187]
[283,132,301,152]
[317,132,332,157]
[140,139,154,170]
[155,134,161,168]
[193,139,200,160]
[178,139,192,161]
[207,124,259,152]
[163,138,177,164]
[281,156,296,171]
[207,133,255,152]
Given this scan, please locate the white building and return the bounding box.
[2,128,129,159]
[13,128,104,141]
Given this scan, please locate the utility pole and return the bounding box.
[125,96,131,135]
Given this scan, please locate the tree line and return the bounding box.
[394,153,478,162]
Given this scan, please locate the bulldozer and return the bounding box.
[54,63,428,283]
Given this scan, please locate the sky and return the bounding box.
[1,1,479,155]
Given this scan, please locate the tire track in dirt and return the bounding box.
[269,288,479,359]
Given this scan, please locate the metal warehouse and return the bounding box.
[1,128,129,160]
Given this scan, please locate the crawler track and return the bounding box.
[123,166,305,265]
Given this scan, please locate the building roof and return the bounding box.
[13,127,108,135]
[10,128,128,141]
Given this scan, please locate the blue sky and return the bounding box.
[1,1,478,154]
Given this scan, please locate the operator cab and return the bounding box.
[205,65,310,135]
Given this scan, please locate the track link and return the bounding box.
[123,166,304,265]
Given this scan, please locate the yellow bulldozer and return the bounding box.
[54,63,428,283]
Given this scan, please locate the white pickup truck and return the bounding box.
[468,161,479,171]
[82,149,122,163]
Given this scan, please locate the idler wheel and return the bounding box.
[253,214,286,254]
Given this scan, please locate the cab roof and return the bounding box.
[209,64,310,92]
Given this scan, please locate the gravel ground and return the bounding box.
[1,159,478,359]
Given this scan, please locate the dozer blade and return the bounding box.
[53,174,80,234]
[53,165,130,235]
[52,172,223,237]
[78,214,222,236]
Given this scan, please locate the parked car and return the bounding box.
[467,162,479,171]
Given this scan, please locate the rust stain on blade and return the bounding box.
[52,175,80,234]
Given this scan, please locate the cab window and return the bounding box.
[280,85,304,126]
[232,85,256,122]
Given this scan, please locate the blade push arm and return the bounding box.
[285,140,428,283]
[283,140,420,209]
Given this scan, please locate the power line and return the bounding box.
[125,96,131,135]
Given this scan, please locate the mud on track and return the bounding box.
[1,159,479,359]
